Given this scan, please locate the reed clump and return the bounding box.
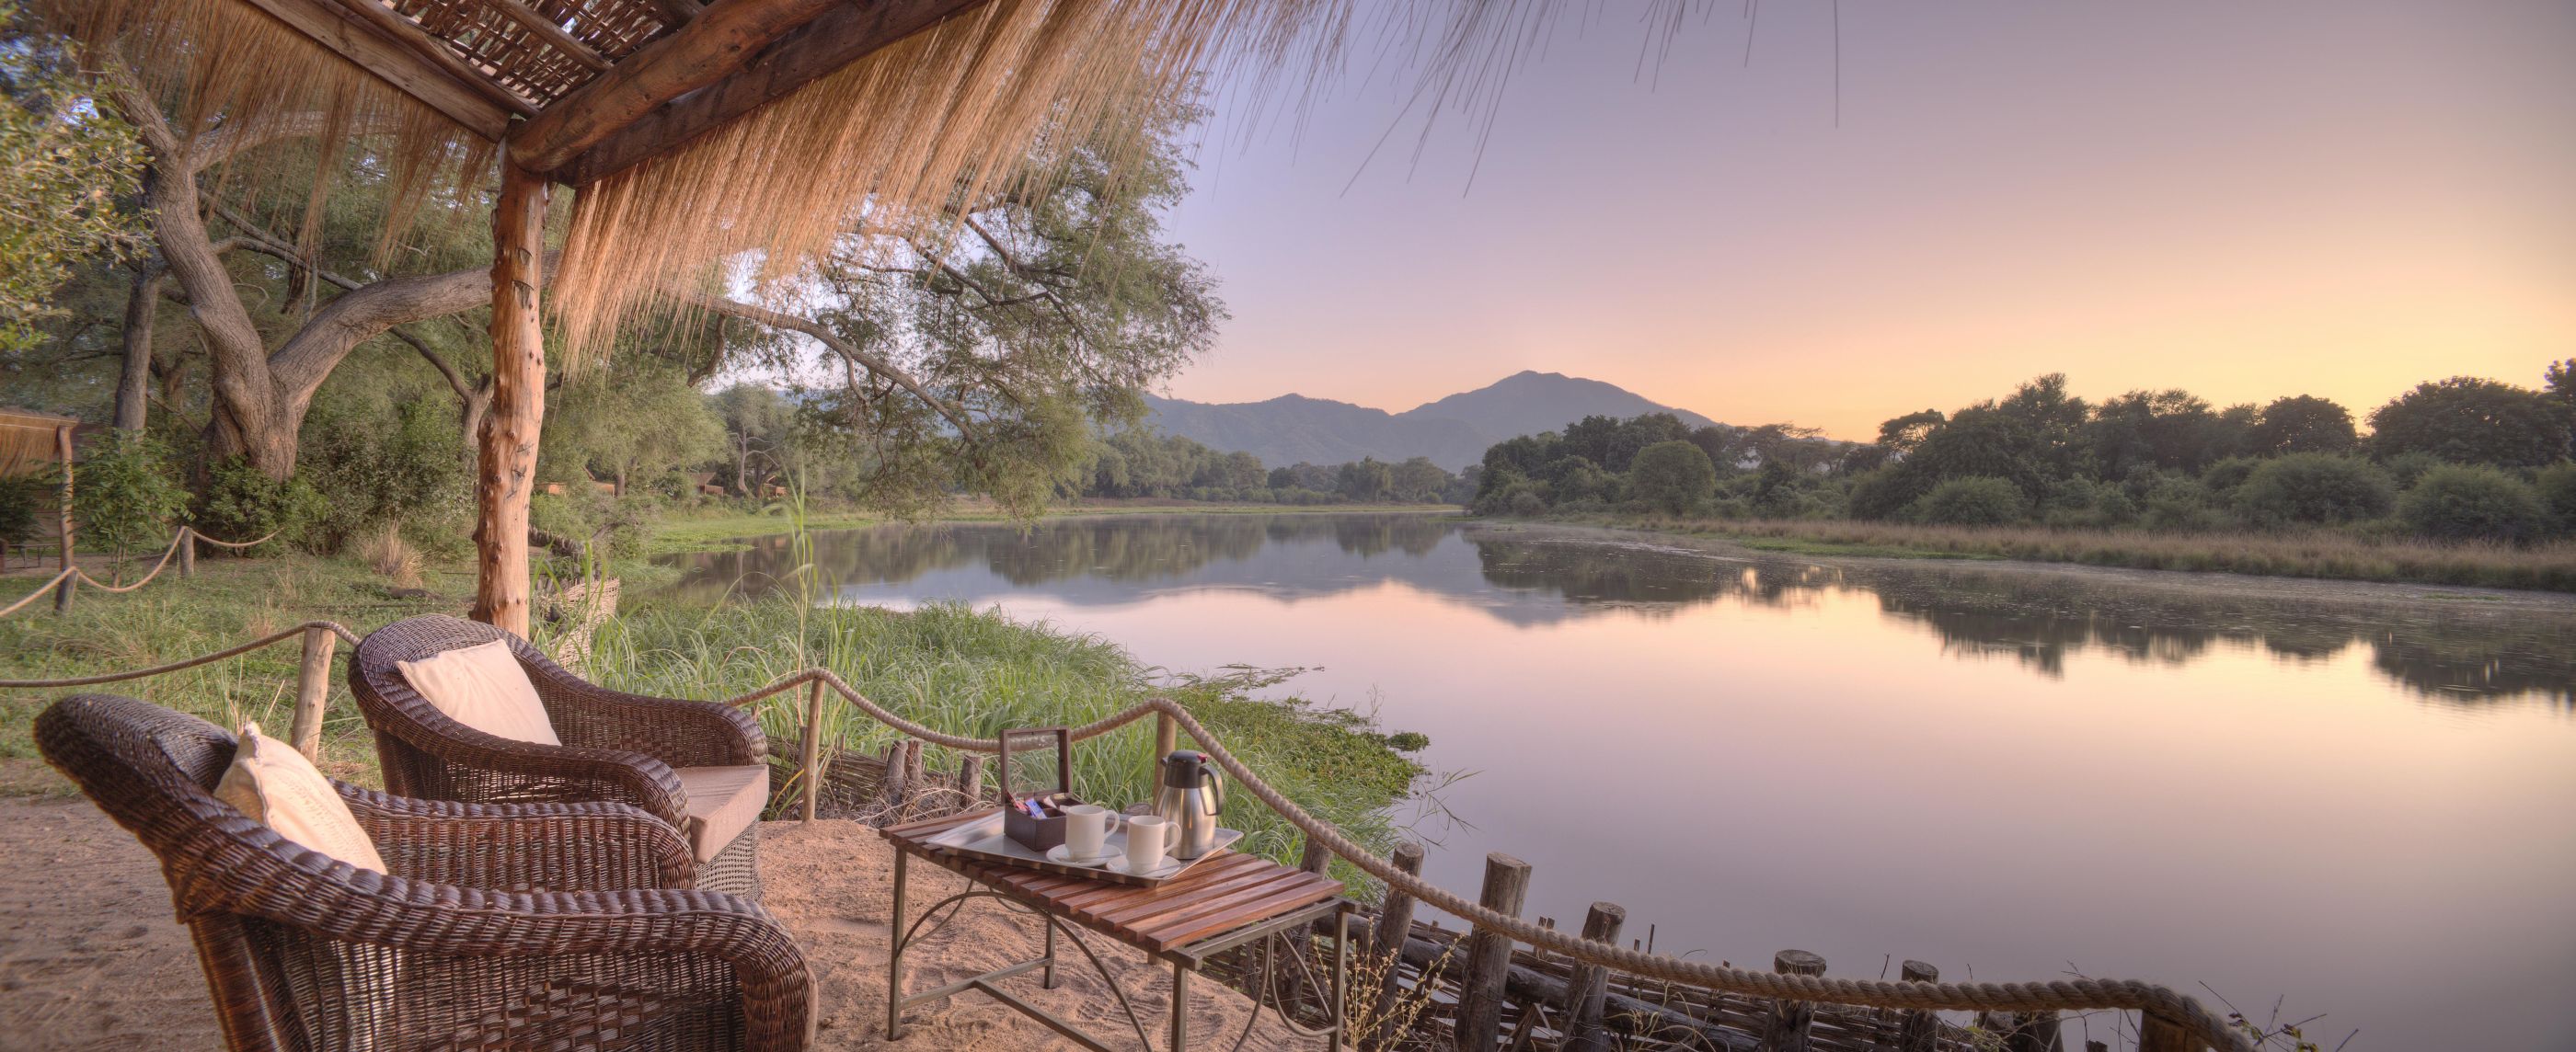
[588,594,1422,870]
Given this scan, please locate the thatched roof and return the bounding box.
[35,0,1561,357]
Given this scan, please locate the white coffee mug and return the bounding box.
[1064,804,1110,860]
[1124,814,1172,874]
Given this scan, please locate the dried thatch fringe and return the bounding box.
[29,0,498,263]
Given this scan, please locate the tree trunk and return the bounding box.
[115,265,166,431]
[471,159,549,637]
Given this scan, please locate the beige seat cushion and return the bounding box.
[215,723,388,874]
[395,638,561,747]
[674,765,768,863]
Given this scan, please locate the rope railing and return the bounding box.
[722,669,2250,1052]
[2,527,281,614]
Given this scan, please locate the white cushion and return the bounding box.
[674,765,769,863]
[395,638,561,747]
[215,723,388,874]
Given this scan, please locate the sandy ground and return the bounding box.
[0,797,1323,1051]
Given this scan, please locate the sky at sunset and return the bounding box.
[1158,1,2576,440]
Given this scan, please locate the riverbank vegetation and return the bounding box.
[1474,365,2576,589]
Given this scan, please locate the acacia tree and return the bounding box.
[0,2,144,355]
[728,88,1225,518]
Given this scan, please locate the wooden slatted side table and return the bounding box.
[880,809,1354,1052]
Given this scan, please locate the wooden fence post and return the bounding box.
[2136,1011,2196,1052]
[1154,709,1178,777]
[53,424,74,612]
[1558,901,1627,1052]
[1893,960,1939,1052]
[955,753,985,806]
[1455,852,1530,1050]
[799,679,825,821]
[1761,950,1827,1052]
[1369,841,1425,1051]
[177,526,195,578]
[288,625,335,761]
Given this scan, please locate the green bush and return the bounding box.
[1844,466,1918,521]
[1907,475,2027,526]
[2535,463,2576,534]
[2398,464,2547,543]
[2377,451,2445,488]
[195,457,325,551]
[2234,453,2397,527]
[77,430,190,569]
[299,398,466,552]
[0,473,46,562]
[1625,441,1716,514]
[2199,456,2261,495]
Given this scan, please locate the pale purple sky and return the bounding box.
[1159,1,2576,440]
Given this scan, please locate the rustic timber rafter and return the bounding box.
[238,0,516,139]
[549,0,984,185]
[505,0,854,174]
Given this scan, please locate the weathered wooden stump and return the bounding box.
[1455,853,1530,1049]
[1762,949,1827,1052]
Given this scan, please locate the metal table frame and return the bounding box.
[884,845,1354,1052]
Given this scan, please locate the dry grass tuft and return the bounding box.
[353,524,423,589]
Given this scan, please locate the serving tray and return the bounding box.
[919,808,1243,887]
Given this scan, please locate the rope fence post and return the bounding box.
[1153,709,1177,780]
[1895,960,1940,1052]
[1558,901,1626,1052]
[177,526,195,578]
[2137,1011,2198,1052]
[1369,840,1425,1050]
[288,624,336,761]
[800,677,825,822]
[1457,852,1530,1050]
[1762,950,1827,1052]
[52,423,74,613]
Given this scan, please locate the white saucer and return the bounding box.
[1045,844,1122,868]
[1116,857,1181,879]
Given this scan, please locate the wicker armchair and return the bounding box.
[35,694,811,1052]
[350,614,768,898]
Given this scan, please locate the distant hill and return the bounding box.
[1144,371,1718,471]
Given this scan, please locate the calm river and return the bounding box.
[659,511,2576,1049]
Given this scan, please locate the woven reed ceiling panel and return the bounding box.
[385,0,675,108]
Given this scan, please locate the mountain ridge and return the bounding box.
[1144,371,1717,471]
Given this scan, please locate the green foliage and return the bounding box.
[0,3,146,352]
[1627,440,1717,514]
[75,430,187,566]
[2398,464,2547,543]
[2249,394,2358,455]
[2537,463,2576,532]
[1907,475,2026,527]
[298,397,467,551]
[194,457,325,550]
[2234,454,2397,527]
[544,359,727,494]
[1336,457,1394,501]
[0,473,44,556]
[2369,377,2571,468]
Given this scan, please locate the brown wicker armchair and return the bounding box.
[350,614,768,898]
[35,694,811,1052]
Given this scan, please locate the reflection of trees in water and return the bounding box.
[661,518,2576,706]
[1856,566,2574,705]
[659,514,1454,606]
[1470,540,1831,614]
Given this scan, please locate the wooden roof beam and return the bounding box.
[507,0,855,174]
[241,0,517,139]
[647,0,705,23]
[328,0,541,117]
[547,0,983,186]
[485,0,614,74]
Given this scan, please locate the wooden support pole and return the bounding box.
[177,526,195,578]
[1456,852,1531,1051]
[53,424,74,612]
[1894,960,1940,1052]
[799,678,825,822]
[1369,840,1425,1051]
[1762,950,1827,1052]
[471,158,548,638]
[1154,709,1178,770]
[1558,902,1627,1052]
[955,753,985,806]
[2136,1011,2196,1052]
[288,625,336,760]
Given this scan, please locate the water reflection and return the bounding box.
[659,514,2575,705]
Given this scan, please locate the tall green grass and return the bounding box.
[587,594,1420,871]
